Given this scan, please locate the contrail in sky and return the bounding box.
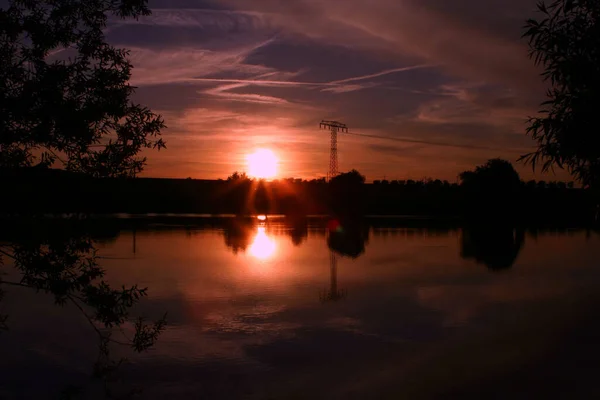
[330,64,435,84]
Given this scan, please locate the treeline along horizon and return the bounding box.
[1,167,593,224]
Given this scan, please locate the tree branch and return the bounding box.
[41,146,67,166]
[0,248,15,260]
[66,294,129,347]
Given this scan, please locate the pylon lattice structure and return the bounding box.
[320,251,347,302]
[320,120,348,181]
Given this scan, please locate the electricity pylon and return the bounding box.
[320,120,348,181]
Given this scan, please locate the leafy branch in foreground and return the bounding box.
[0,230,166,396]
[522,0,600,187]
[1,0,169,395]
[1,0,166,176]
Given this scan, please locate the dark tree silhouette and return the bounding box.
[329,170,367,217]
[0,0,167,396]
[522,0,600,187]
[280,194,306,218]
[459,159,521,191]
[0,0,166,176]
[537,180,547,190]
[461,226,525,271]
[330,169,366,186]
[227,171,250,182]
[459,159,522,218]
[254,180,271,214]
[557,181,567,190]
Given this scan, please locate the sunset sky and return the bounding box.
[110,0,566,181]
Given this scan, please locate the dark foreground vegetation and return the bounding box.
[2,160,594,224]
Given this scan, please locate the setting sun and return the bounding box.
[247,149,278,179]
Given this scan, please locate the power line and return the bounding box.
[345,130,533,153]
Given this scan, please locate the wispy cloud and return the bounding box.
[412,82,533,133]
[203,83,290,105]
[330,64,435,85]
[321,83,378,93]
[127,39,275,85]
[223,0,541,91]
[319,65,433,93]
[190,65,433,94]
[189,77,324,87]
[112,8,273,31]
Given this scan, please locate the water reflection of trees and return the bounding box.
[219,220,596,277]
[289,219,309,246]
[0,218,166,395]
[223,219,254,254]
[327,220,370,259]
[320,220,370,303]
[222,218,310,254]
[460,226,526,271]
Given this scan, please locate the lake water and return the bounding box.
[2,217,600,399]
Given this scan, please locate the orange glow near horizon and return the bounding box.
[247,149,278,179]
[249,227,276,260]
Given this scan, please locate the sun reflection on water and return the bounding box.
[249,227,276,260]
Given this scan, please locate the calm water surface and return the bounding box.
[3,218,600,399]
